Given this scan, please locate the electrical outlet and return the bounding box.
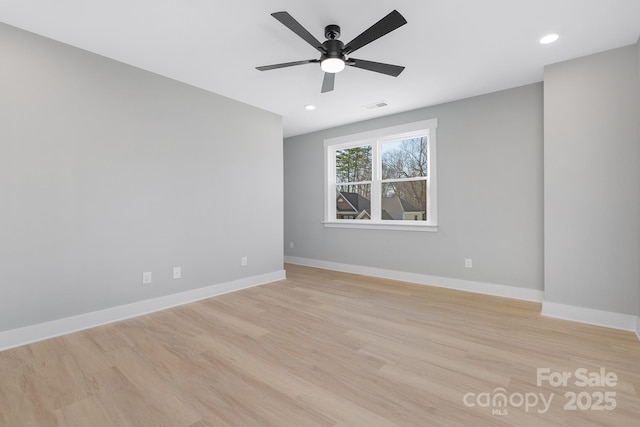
[173,267,181,279]
[289,242,294,249]
[241,256,248,266]
[465,258,473,268]
[142,271,152,284]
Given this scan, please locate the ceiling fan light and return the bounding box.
[321,57,346,73]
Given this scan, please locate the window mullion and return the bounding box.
[381,176,428,184]
[337,180,372,186]
[371,140,382,221]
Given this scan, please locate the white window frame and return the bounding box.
[323,119,438,232]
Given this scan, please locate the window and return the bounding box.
[324,119,438,231]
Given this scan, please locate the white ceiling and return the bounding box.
[1,1,640,137]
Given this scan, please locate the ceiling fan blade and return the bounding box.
[256,59,319,71]
[343,10,407,55]
[321,72,335,93]
[347,58,405,77]
[271,12,326,54]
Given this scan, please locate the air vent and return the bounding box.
[363,101,389,110]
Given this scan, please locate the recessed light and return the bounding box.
[540,33,559,44]
[305,105,316,111]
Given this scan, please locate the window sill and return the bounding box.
[322,221,438,232]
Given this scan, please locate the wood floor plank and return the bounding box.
[1,263,639,426]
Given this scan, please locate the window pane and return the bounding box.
[381,180,427,221]
[382,137,428,179]
[335,146,372,183]
[336,184,371,220]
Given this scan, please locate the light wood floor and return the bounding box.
[1,264,639,426]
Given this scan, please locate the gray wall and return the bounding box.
[284,83,544,291]
[544,45,639,315]
[638,36,640,322]
[0,23,283,332]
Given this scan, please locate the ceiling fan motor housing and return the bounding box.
[322,38,345,62]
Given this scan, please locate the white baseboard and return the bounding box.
[541,301,637,332]
[284,256,544,303]
[636,317,640,340]
[0,270,286,352]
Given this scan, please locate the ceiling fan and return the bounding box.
[256,10,407,93]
